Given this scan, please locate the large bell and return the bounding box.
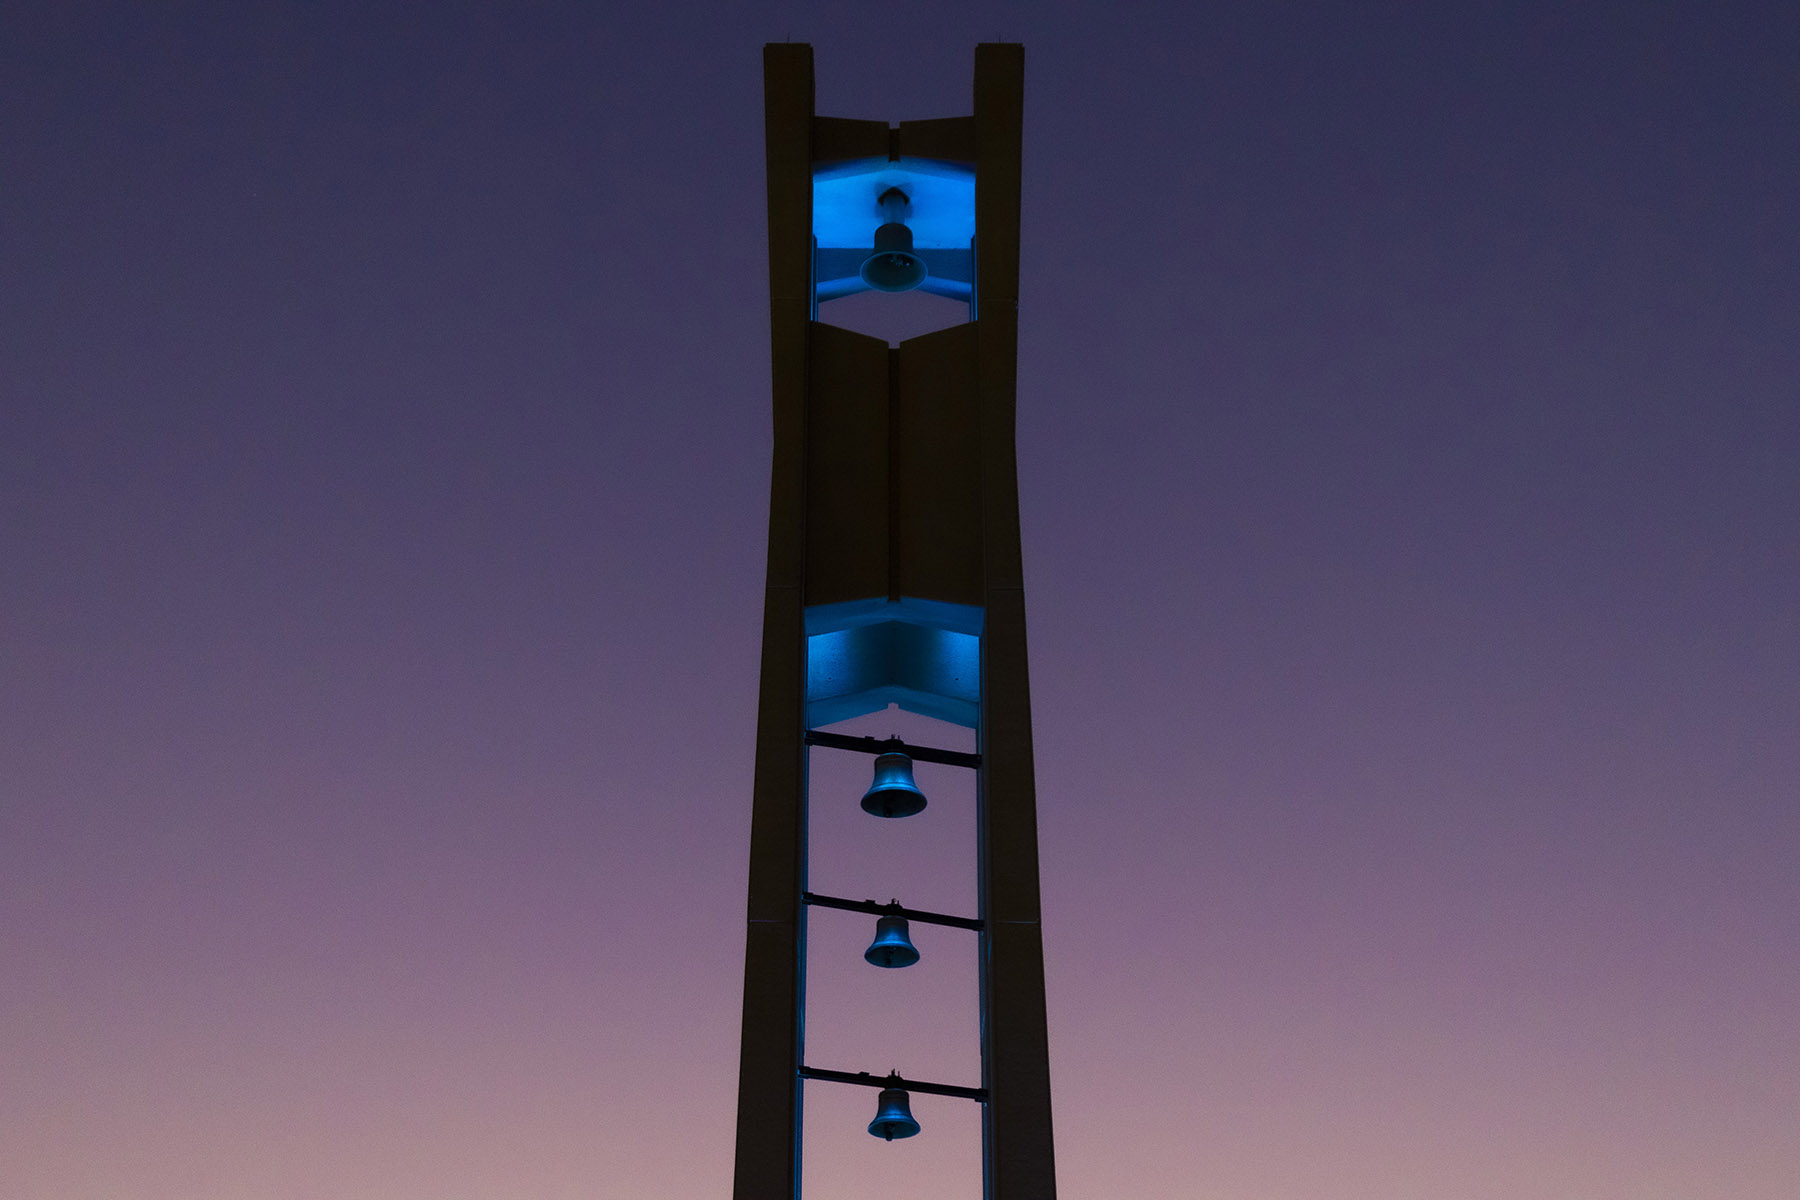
[861,751,927,818]
[867,1083,921,1141]
[860,224,928,292]
[864,910,920,968]
[858,187,928,293]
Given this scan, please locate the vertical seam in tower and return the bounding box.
[887,344,900,604]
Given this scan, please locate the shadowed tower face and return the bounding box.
[732,42,1056,1200]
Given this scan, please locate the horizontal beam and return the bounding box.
[804,891,983,931]
[798,1065,988,1102]
[804,729,981,769]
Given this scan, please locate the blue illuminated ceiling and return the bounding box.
[803,597,983,728]
[813,157,975,249]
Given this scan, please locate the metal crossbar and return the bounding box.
[798,1065,987,1102]
[803,891,983,931]
[803,729,981,769]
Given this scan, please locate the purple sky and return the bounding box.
[4,4,1796,1198]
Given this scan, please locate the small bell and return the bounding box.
[864,908,920,968]
[858,188,928,293]
[867,1079,921,1140]
[861,751,927,818]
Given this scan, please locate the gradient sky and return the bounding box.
[3,4,1797,1199]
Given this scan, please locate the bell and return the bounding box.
[861,752,927,818]
[858,187,928,293]
[859,224,928,292]
[867,1084,921,1141]
[864,910,920,968]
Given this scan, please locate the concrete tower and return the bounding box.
[733,43,1054,1200]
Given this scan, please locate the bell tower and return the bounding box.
[733,43,1055,1200]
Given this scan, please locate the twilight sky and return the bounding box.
[3,3,1796,1199]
